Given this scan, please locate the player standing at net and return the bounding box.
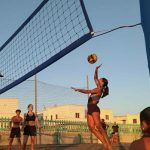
[8,109,23,150]
[72,65,112,150]
[23,104,43,150]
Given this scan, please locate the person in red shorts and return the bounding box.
[8,109,23,150]
[72,65,112,150]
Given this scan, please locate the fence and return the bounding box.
[0,117,141,145]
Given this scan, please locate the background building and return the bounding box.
[41,104,86,121]
[0,98,19,118]
[38,104,140,124]
[114,113,140,124]
[101,109,114,123]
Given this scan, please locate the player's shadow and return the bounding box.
[118,135,126,150]
[51,133,81,150]
[118,143,126,150]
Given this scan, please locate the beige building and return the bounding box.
[39,104,140,125]
[101,109,114,123]
[114,113,140,125]
[0,98,19,118]
[41,104,86,121]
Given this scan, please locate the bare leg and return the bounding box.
[92,112,112,150]
[23,135,29,150]
[17,138,21,150]
[8,138,14,150]
[30,136,35,150]
[87,114,108,150]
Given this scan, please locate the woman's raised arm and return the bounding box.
[94,64,102,88]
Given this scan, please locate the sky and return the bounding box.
[0,0,150,115]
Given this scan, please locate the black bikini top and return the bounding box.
[88,94,100,104]
[25,113,36,121]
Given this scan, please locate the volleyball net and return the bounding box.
[0,0,93,94]
[0,80,87,113]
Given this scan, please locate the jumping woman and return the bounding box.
[23,104,43,150]
[72,65,112,150]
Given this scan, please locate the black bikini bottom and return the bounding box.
[87,104,100,115]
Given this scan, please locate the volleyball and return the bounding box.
[87,53,97,64]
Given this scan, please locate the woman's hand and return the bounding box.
[96,64,102,70]
[94,64,102,87]
[71,87,78,91]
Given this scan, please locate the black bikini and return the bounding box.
[87,95,100,115]
[24,113,36,136]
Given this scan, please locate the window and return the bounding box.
[133,119,137,124]
[56,114,58,119]
[51,115,53,120]
[122,120,126,124]
[105,115,109,120]
[75,113,80,118]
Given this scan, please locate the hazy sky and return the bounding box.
[0,0,149,115]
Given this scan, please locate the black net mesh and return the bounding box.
[0,0,92,94]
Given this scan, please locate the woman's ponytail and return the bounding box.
[101,85,109,98]
[101,78,109,98]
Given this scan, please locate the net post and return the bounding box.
[79,0,93,33]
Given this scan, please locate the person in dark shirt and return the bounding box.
[101,119,109,133]
[111,122,119,144]
[112,122,119,134]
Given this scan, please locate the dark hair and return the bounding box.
[140,107,150,134]
[101,78,109,98]
[101,119,105,122]
[16,109,21,113]
[28,104,33,109]
[140,107,150,124]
